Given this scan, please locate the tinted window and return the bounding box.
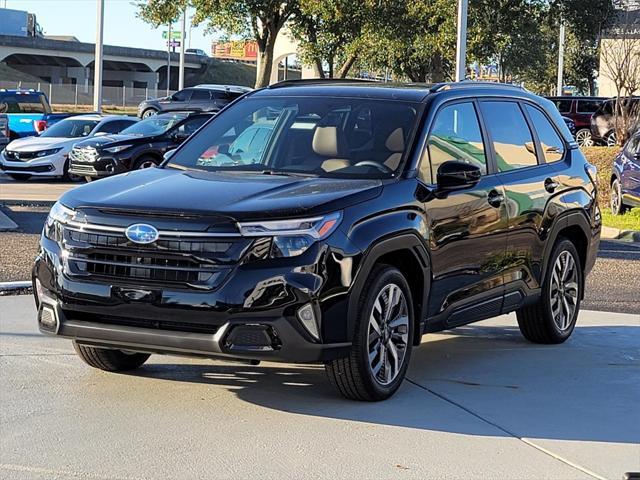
[525,105,565,163]
[213,91,231,101]
[167,96,418,178]
[0,93,49,114]
[422,102,486,183]
[191,90,211,101]
[481,101,537,172]
[97,119,136,134]
[121,114,187,136]
[172,89,192,102]
[553,99,572,114]
[175,116,208,136]
[576,100,602,114]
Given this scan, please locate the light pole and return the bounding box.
[556,21,565,96]
[166,22,172,96]
[178,7,186,91]
[455,0,468,82]
[93,0,104,113]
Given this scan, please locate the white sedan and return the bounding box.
[0,115,138,181]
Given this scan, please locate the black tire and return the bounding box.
[73,342,150,372]
[7,173,31,181]
[611,178,629,215]
[516,238,583,344]
[63,160,84,182]
[133,156,159,170]
[325,265,414,401]
[141,108,158,119]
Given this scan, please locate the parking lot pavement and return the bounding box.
[0,176,77,204]
[1,295,638,480]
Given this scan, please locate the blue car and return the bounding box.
[0,89,70,139]
[611,130,640,215]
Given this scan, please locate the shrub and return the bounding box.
[580,146,620,208]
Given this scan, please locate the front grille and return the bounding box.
[69,311,219,334]
[62,223,251,288]
[3,150,38,161]
[69,146,98,163]
[68,163,97,174]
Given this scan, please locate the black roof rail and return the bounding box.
[429,81,526,93]
[268,78,377,89]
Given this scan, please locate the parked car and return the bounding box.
[68,112,212,180]
[590,97,640,147]
[0,114,8,152]
[136,85,251,118]
[548,96,607,147]
[34,80,600,401]
[0,115,138,181]
[611,129,640,215]
[186,48,208,56]
[0,89,71,139]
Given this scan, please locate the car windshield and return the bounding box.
[40,119,99,138]
[120,114,186,136]
[166,96,420,178]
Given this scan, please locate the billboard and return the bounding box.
[212,41,258,61]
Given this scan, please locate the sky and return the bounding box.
[3,0,220,53]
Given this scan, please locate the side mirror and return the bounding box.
[94,131,108,137]
[172,131,189,143]
[163,149,175,161]
[436,160,481,191]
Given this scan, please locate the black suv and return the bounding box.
[137,85,251,118]
[68,112,212,180]
[34,81,600,401]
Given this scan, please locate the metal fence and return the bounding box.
[0,80,173,110]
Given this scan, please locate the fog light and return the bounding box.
[38,304,59,333]
[297,303,319,341]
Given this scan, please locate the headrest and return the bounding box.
[385,128,405,152]
[321,159,350,172]
[313,126,342,157]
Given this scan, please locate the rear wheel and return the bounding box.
[73,342,150,372]
[575,128,593,147]
[133,156,159,170]
[325,265,414,401]
[516,239,582,344]
[7,174,31,181]
[611,178,629,215]
[606,132,617,147]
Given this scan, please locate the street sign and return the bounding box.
[162,30,181,40]
[166,40,181,48]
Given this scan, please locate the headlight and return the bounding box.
[238,212,342,257]
[104,144,133,154]
[44,201,76,241]
[36,148,63,157]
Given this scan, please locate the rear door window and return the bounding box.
[480,101,538,172]
[422,102,487,183]
[191,90,211,101]
[576,100,602,114]
[524,105,565,163]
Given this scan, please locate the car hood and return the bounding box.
[60,167,382,221]
[74,134,144,149]
[6,136,77,152]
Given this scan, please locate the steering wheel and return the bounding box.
[354,161,392,173]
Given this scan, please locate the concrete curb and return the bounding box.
[601,226,640,242]
[0,209,18,231]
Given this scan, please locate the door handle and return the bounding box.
[544,177,559,193]
[487,189,504,208]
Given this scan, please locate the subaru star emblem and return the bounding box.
[125,224,159,244]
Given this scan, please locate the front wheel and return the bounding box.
[141,108,158,119]
[325,265,414,401]
[516,239,583,344]
[73,342,150,372]
[611,179,629,215]
[605,132,617,147]
[133,156,159,170]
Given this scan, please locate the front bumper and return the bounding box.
[33,233,354,364]
[69,154,128,178]
[0,152,65,176]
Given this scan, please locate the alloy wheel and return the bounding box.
[549,251,579,331]
[367,283,409,386]
[611,181,621,214]
[137,160,157,169]
[142,109,157,119]
[606,132,617,147]
[575,129,593,147]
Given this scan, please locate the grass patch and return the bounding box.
[600,209,640,232]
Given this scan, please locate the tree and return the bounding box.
[600,8,640,144]
[290,0,368,79]
[137,0,298,88]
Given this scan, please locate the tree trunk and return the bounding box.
[255,28,278,88]
[337,53,358,79]
[315,57,326,78]
[431,54,445,83]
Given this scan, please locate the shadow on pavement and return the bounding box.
[130,323,640,445]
